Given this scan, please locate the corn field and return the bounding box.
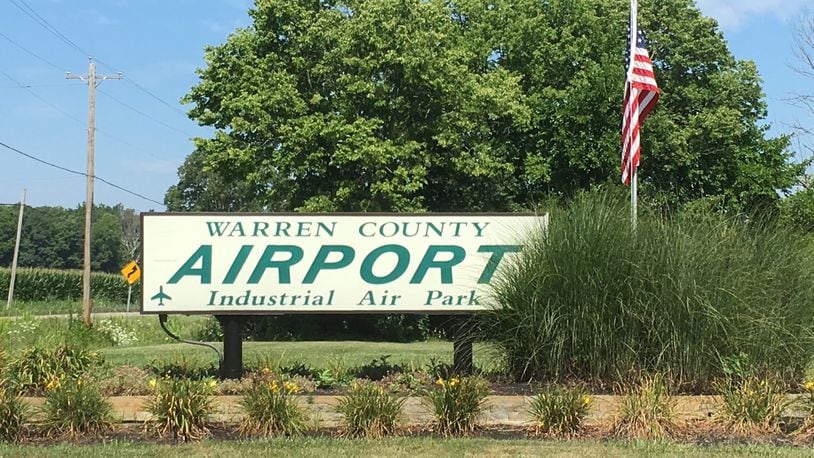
[0,268,137,303]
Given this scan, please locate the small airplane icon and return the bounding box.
[151,286,172,306]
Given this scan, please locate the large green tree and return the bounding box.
[169,0,801,212]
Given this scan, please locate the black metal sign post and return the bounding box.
[217,315,245,379]
[453,314,474,375]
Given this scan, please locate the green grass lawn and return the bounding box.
[0,312,501,371]
[100,340,502,372]
[1,438,812,457]
[0,300,133,316]
[0,314,212,351]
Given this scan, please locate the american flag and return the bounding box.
[621,26,659,185]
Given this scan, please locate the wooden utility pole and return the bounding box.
[67,59,122,326]
[6,188,26,309]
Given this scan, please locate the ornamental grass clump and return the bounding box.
[239,377,308,437]
[145,377,217,442]
[424,376,488,436]
[715,375,790,435]
[480,190,814,389]
[613,374,676,440]
[528,386,591,437]
[0,379,27,443]
[41,375,112,438]
[6,344,103,394]
[337,380,404,438]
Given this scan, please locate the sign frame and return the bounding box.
[139,212,546,316]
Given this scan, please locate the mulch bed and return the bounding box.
[10,421,814,447]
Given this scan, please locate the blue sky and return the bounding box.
[0,0,812,212]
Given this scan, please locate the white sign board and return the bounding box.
[141,213,546,314]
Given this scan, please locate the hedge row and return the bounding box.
[0,268,138,303]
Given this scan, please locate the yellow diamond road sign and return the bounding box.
[121,261,141,285]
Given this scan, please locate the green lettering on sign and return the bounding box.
[409,245,465,284]
[248,245,304,284]
[223,245,253,284]
[303,245,356,284]
[168,245,212,284]
[360,244,410,284]
[477,245,522,283]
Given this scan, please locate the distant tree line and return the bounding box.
[0,204,139,274]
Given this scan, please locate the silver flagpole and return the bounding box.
[630,0,638,235]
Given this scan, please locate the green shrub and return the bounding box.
[337,380,404,438]
[193,317,223,341]
[239,377,308,437]
[0,379,27,443]
[425,357,455,380]
[278,361,316,379]
[312,359,352,389]
[612,374,676,440]
[241,314,432,342]
[6,344,103,394]
[423,376,489,436]
[145,377,217,442]
[0,268,135,303]
[41,375,112,438]
[715,375,789,435]
[480,191,814,388]
[352,355,405,381]
[528,386,591,436]
[146,356,218,380]
[381,371,433,394]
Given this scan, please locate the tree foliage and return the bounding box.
[0,204,134,273]
[169,0,801,213]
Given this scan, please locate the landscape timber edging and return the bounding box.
[22,394,806,426]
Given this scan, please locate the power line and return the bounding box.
[0,140,164,206]
[0,31,64,72]
[97,87,196,137]
[3,1,193,167]
[98,58,191,118]
[0,83,75,88]
[0,28,200,143]
[7,0,88,57]
[6,0,195,122]
[0,140,83,177]
[2,71,181,166]
[0,70,85,126]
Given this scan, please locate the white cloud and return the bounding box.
[696,0,810,30]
